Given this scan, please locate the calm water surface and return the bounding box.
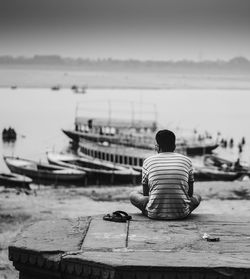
[0,88,250,171]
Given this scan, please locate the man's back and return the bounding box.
[142,152,194,220]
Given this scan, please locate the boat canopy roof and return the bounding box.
[75,116,157,130]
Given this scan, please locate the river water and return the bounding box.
[0,88,250,172]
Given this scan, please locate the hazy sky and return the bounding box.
[0,0,250,60]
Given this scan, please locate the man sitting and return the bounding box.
[130,129,201,220]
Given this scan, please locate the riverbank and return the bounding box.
[1,180,250,278]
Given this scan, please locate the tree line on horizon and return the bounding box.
[0,55,249,73]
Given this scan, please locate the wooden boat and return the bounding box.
[47,152,141,184]
[204,154,234,168]
[3,156,86,183]
[193,166,241,181]
[204,154,250,174]
[186,143,218,156]
[0,172,32,189]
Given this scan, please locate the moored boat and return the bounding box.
[193,166,241,181]
[186,143,219,156]
[204,154,250,174]
[3,156,86,184]
[47,152,141,184]
[62,111,218,156]
[0,172,32,189]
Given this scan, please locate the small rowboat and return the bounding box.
[0,172,32,189]
[3,156,86,184]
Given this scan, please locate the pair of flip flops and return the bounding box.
[103,211,132,223]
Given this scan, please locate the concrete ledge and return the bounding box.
[9,214,250,279]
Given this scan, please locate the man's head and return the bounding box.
[155,129,176,152]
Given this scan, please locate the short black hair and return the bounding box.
[155,129,176,151]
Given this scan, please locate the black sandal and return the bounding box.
[103,211,132,222]
[113,210,132,220]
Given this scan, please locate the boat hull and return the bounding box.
[0,173,32,189]
[194,167,240,181]
[186,144,219,156]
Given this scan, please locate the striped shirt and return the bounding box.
[142,152,194,220]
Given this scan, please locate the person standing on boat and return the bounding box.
[130,129,201,220]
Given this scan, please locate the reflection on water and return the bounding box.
[0,88,250,172]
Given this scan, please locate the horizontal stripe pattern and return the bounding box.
[143,152,194,220]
